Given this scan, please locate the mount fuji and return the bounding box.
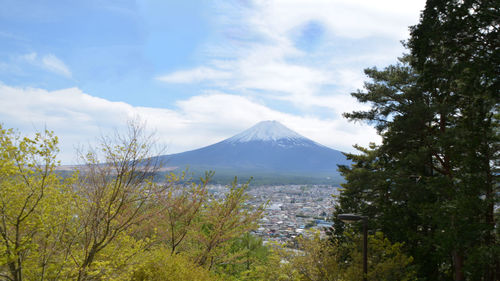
[159,121,349,184]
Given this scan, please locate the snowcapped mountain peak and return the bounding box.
[226,120,306,143]
[160,120,350,181]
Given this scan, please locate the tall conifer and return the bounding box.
[333,1,499,280]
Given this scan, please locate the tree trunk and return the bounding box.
[452,250,464,281]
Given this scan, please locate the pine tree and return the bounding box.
[333,1,499,277]
[408,0,499,279]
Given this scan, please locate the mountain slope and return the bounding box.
[159,121,349,180]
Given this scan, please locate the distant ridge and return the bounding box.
[158,121,349,184]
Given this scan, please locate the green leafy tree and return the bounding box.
[71,121,164,281]
[194,178,265,270]
[0,125,76,281]
[338,231,416,281]
[242,242,300,281]
[218,232,269,278]
[291,231,344,281]
[131,246,220,281]
[253,230,414,281]
[152,170,212,255]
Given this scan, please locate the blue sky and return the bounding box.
[0,0,426,163]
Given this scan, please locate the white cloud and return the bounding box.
[41,54,72,78]
[156,67,232,83]
[20,52,72,78]
[157,0,425,115]
[248,0,424,40]
[0,83,379,164]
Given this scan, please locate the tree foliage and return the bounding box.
[72,121,164,281]
[152,170,212,255]
[131,247,220,281]
[0,115,430,281]
[194,178,264,270]
[0,122,267,280]
[218,232,269,279]
[0,125,75,281]
[341,231,415,281]
[408,1,499,278]
[249,230,415,281]
[333,0,499,280]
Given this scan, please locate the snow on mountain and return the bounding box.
[226,120,304,143]
[159,120,350,181]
